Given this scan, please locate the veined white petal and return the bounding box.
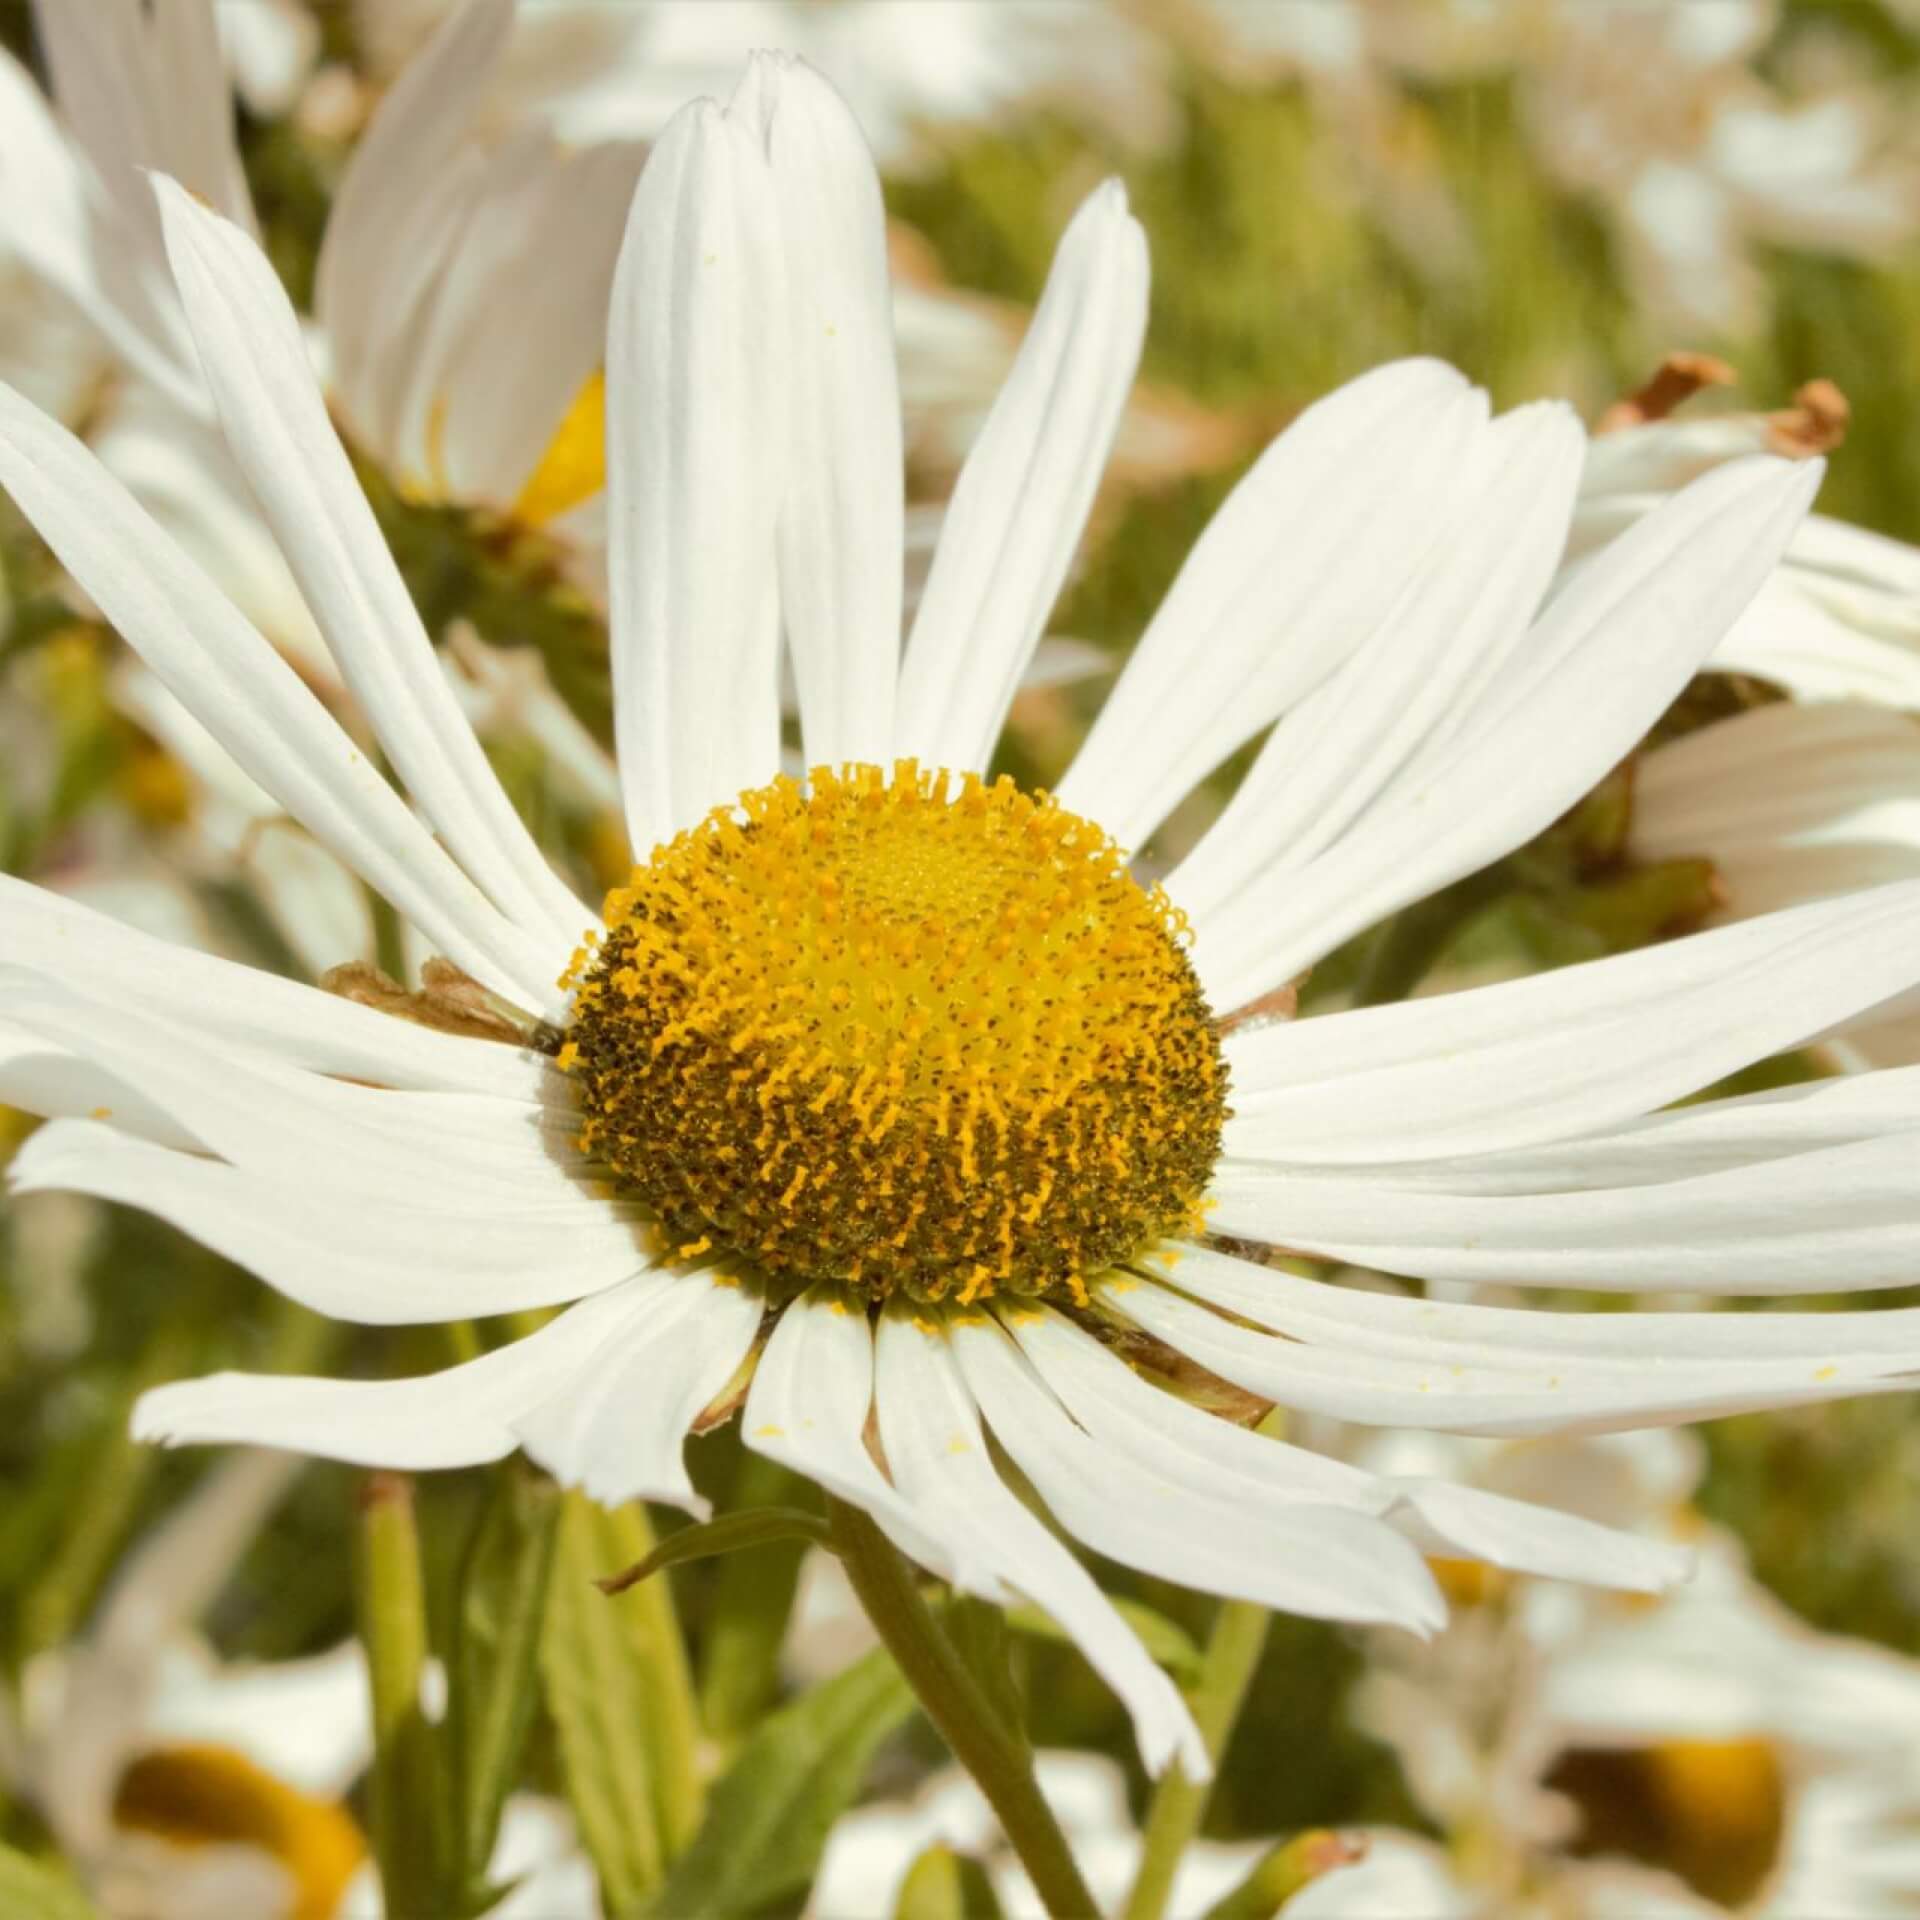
[1232,1069,1920,1196]
[0,1020,195,1150]
[1191,455,1821,1009]
[1636,701,1920,920]
[10,1120,649,1325]
[1003,1306,1386,1511]
[953,1314,1444,1631]
[0,875,551,1100]
[153,179,592,961]
[873,1312,1209,1779]
[315,0,513,456]
[134,1276,663,1465]
[0,387,563,1011]
[607,96,787,853]
[1169,401,1583,923]
[894,180,1147,776]
[1209,1137,1920,1295]
[736,54,903,769]
[1388,1479,1692,1594]
[0,973,593,1211]
[1222,880,1920,1164]
[1113,1245,1920,1434]
[1056,359,1485,849]
[744,1290,1000,1592]
[514,1269,764,1517]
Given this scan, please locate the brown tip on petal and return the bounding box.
[1596,351,1738,433]
[1302,1830,1371,1873]
[1766,378,1850,457]
[1217,979,1302,1035]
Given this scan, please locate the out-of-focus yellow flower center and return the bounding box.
[513,371,607,527]
[1548,1736,1786,1909]
[112,1742,364,1920]
[562,762,1226,1305]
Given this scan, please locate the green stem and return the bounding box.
[827,1499,1099,1919]
[1350,863,1512,1008]
[355,1471,446,1920]
[1120,1595,1272,1920]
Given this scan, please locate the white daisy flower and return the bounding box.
[1316,1528,1920,1918]
[4,54,1920,1776]
[5,1451,370,1920]
[0,0,641,533]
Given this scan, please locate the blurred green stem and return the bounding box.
[1120,1595,1271,1920]
[1122,1409,1291,1920]
[827,1498,1098,1919]
[355,1471,446,1920]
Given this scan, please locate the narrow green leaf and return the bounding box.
[542,1493,710,1908]
[894,1844,1005,1920]
[1004,1596,1202,1679]
[698,1457,818,1744]
[354,1471,448,1920]
[541,1495,668,1911]
[598,1505,828,1596]
[0,1844,98,1920]
[645,1647,915,1919]
[448,1462,561,1908]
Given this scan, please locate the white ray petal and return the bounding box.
[1222,880,1920,1164]
[953,1314,1444,1631]
[134,1277,661,1465]
[0,1021,195,1150]
[1227,1069,1920,1196]
[315,0,513,455]
[735,54,903,769]
[1192,455,1821,1009]
[0,875,552,1100]
[153,179,591,958]
[1,972,593,1208]
[1108,1246,1920,1435]
[1636,701,1920,920]
[873,1312,1209,1779]
[743,1290,1000,1593]
[0,388,561,1010]
[1209,1137,1920,1295]
[1388,1479,1691,1594]
[10,1120,649,1325]
[1056,359,1486,849]
[1003,1307,1385,1510]
[607,95,787,853]
[894,179,1147,776]
[514,1269,764,1517]
[1169,401,1583,921]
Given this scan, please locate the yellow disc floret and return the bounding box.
[563,762,1226,1305]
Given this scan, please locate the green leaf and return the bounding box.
[1004,1596,1202,1680]
[0,1844,98,1920]
[597,1505,828,1597]
[698,1458,818,1744]
[354,1471,450,1920]
[448,1462,561,1908]
[894,1844,1005,1920]
[644,1646,915,1919]
[542,1494,709,1909]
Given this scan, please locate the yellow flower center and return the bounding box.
[1547,1736,1786,1910]
[113,1742,365,1920]
[562,762,1226,1305]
